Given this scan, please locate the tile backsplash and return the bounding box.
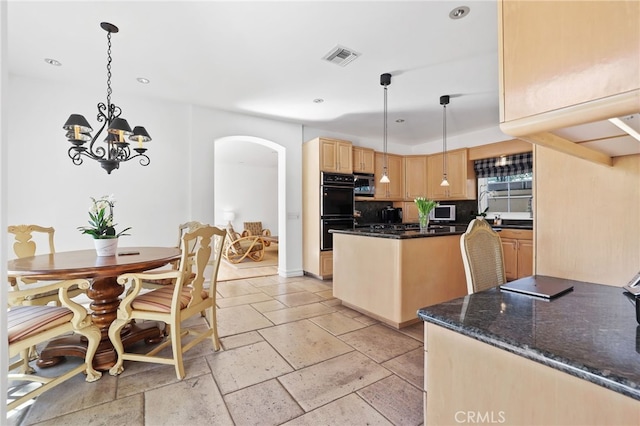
[355,200,478,225]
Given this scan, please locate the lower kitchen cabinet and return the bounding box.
[320,251,333,277]
[500,228,533,281]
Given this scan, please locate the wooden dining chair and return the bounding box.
[460,218,507,294]
[7,278,102,411]
[7,224,85,372]
[108,225,226,380]
[141,220,206,290]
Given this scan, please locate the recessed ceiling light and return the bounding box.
[313,98,324,103]
[137,77,150,84]
[449,6,470,20]
[44,58,61,66]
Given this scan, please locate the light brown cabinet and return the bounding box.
[352,147,375,174]
[374,152,404,200]
[404,155,428,200]
[303,137,353,279]
[320,251,333,277]
[499,229,533,281]
[498,0,639,134]
[319,137,353,174]
[427,148,476,201]
[402,202,419,223]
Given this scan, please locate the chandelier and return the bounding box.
[63,22,151,174]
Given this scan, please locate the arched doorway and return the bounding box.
[214,136,286,275]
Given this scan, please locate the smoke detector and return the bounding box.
[322,45,360,67]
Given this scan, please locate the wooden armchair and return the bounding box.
[8,224,85,372]
[7,279,102,411]
[460,219,506,294]
[108,225,225,380]
[223,223,265,264]
[242,221,272,247]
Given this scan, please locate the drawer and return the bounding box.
[498,229,533,240]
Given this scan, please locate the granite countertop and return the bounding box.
[331,225,467,239]
[418,277,640,400]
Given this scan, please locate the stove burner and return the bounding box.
[369,223,420,231]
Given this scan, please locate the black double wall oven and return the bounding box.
[321,172,354,251]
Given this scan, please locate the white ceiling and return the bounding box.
[9,1,638,167]
[7,0,501,147]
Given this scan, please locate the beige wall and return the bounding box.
[535,146,640,285]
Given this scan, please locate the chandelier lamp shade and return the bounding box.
[379,73,391,184]
[63,22,151,174]
[439,95,450,187]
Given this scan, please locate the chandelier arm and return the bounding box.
[68,147,86,165]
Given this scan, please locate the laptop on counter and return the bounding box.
[500,275,574,299]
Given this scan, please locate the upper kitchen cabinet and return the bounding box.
[427,149,476,201]
[404,155,428,200]
[316,137,353,174]
[352,147,375,174]
[498,0,640,166]
[375,152,404,200]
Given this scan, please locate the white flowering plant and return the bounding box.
[78,195,131,239]
[414,197,438,216]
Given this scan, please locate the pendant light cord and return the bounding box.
[383,85,388,171]
[442,102,447,177]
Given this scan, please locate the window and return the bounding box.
[475,153,533,220]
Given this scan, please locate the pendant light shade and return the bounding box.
[440,95,450,187]
[380,73,391,184]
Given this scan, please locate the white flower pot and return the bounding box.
[94,238,118,256]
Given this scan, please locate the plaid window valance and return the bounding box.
[473,152,533,178]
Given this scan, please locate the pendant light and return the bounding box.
[440,95,450,187]
[380,73,391,184]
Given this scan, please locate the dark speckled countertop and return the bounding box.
[331,225,467,239]
[418,276,640,400]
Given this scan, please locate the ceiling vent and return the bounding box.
[322,45,360,67]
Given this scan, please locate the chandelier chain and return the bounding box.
[106,31,112,109]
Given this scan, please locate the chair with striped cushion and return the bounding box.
[108,225,226,380]
[141,221,205,289]
[7,279,102,411]
[7,224,85,374]
[460,218,507,294]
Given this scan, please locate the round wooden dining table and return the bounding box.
[7,246,181,370]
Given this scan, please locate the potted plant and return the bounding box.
[414,197,438,231]
[78,195,131,256]
[476,207,489,220]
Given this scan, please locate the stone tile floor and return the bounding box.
[8,274,425,426]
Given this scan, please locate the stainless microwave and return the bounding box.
[354,173,375,197]
[429,204,456,221]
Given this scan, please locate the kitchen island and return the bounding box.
[418,276,640,425]
[331,226,468,328]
